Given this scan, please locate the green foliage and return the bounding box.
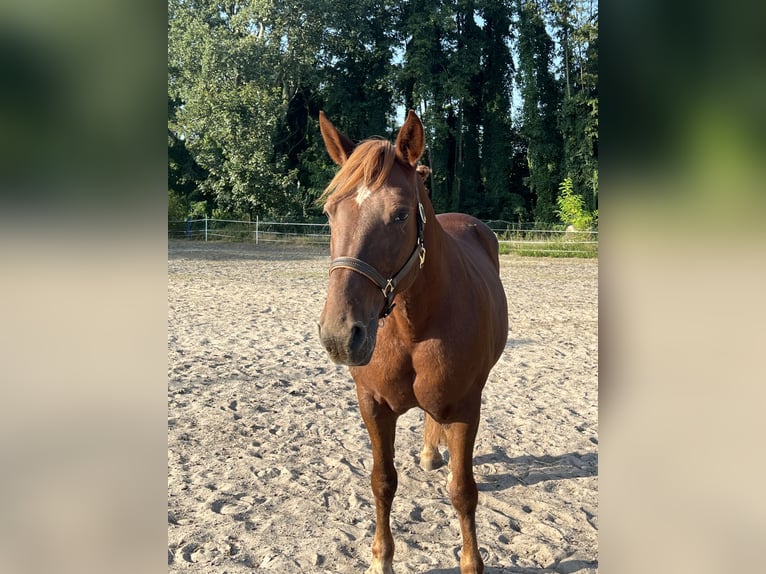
[516,0,564,223]
[168,0,325,218]
[189,201,208,219]
[168,190,186,222]
[168,189,208,221]
[555,1,599,213]
[556,177,596,230]
[167,0,598,226]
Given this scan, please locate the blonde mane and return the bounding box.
[319,139,398,205]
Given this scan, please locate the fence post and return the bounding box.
[204,215,208,242]
[256,215,259,245]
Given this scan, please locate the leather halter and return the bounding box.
[328,182,427,319]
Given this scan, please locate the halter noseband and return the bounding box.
[328,184,427,319]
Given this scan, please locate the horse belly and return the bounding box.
[409,338,490,422]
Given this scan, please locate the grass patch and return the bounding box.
[169,220,597,258]
[496,231,598,258]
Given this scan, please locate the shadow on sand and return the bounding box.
[423,559,598,573]
[473,450,597,492]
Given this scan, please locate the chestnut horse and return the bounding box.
[317,110,508,574]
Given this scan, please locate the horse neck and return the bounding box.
[395,193,449,328]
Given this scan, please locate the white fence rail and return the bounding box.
[168,217,331,244]
[168,217,598,256]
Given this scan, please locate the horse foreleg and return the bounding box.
[443,411,483,574]
[420,412,446,471]
[357,392,399,574]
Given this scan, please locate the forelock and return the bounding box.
[320,139,397,205]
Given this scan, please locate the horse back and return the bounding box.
[436,213,500,271]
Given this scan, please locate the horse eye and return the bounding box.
[393,211,409,223]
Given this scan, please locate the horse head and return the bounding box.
[316,110,426,366]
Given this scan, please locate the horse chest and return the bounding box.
[354,333,476,417]
[350,332,418,413]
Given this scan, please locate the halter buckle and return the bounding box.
[382,279,395,298]
[419,246,426,269]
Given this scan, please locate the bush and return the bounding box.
[556,177,596,231]
[168,190,208,222]
[168,190,187,221]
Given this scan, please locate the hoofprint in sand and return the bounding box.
[168,240,598,573]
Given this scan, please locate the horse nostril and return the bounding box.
[349,322,366,353]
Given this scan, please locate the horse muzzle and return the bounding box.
[317,316,378,366]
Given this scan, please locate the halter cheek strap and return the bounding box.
[328,182,427,319]
[330,235,424,319]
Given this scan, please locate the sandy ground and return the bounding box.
[168,240,598,573]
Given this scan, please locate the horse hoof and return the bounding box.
[365,560,394,574]
[460,557,484,574]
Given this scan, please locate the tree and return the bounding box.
[168,94,209,219]
[395,0,457,212]
[478,0,517,218]
[168,0,326,218]
[169,0,403,219]
[550,0,598,213]
[396,1,515,217]
[515,0,564,224]
[167,0,597,225]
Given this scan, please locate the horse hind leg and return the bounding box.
[419,412,446,471]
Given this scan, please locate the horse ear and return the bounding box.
[395,110,425,167]
[319,111,355,166]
